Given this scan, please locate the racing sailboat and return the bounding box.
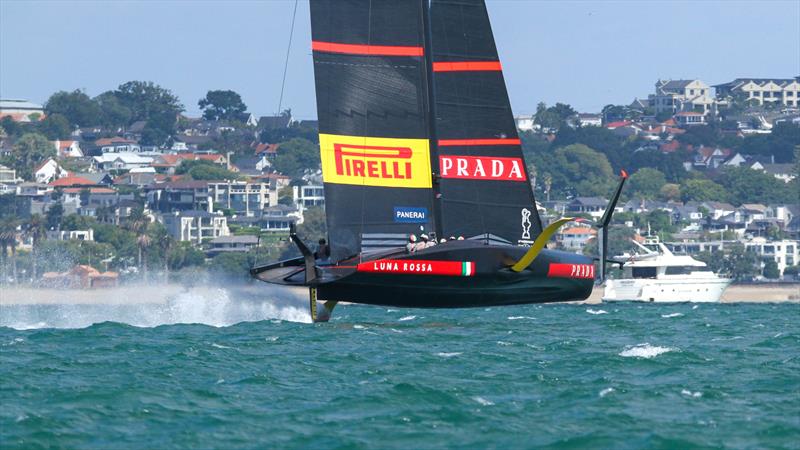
[251,0,626,322]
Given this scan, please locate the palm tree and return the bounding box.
[158,233,173,283]
[0,218,19,284]
[25,214,45,282]
[137,232,151,282]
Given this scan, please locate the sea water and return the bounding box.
[1,287,798,449]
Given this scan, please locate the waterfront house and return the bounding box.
[557,227,596,252]
[566,197,609,220]
[53,140,84,158]
[206,235,260,256]
[96,137,141,153]
[41,265,118,289]
[159,210,230,244]
[34,158,69,184]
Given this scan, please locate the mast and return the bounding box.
[422,0,444,240]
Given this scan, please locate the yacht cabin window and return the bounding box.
[632,267,657,278]
[665,266,695,275]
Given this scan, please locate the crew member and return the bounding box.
[406,234,418,253]
[416,234,430,252]
[314,238,330,262]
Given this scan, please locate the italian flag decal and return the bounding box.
[357,260,476,277]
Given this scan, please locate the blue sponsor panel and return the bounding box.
[394,206,428,223]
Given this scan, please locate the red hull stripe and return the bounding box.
[432,61,502,72]
[357,259,475,276]
[438,138,521,147]
[312,41,423,57]
[547,263,595,279]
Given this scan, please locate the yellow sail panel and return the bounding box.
[319,133,432,188]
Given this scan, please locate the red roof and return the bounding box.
[605,120,631,129]
[561,227,596,235]
[156,153,225,167]
[254,142,280,155]
[95,137,136,146]
[49,176,95,187]
[661,118,677,126]
[57,140,76,149]
[659,141,681,153]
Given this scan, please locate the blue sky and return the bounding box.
[1,0,798,119]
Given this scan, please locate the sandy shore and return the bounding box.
[583,284,800,304]
[1,283,797,306]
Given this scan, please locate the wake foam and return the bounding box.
[0,284,310,330]
[619,343,676,359]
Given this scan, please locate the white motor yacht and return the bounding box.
[603,238,731,302]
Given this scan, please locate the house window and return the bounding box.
[787,91,794,97]
[689,89,695,95]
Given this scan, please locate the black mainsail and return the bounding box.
[430,0,542,244]
[252,0,626,322]
[310,0,436,262]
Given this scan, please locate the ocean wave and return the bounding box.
[508,316,535,320]
[436,352,462,358]
[398,315,417,321]
[619,343,676,359]
[472,396,494,406]
[661,313,683,318]
[0,285,311,329]
[599,387,615,397]
[586,309,608,315]
[681,389,702,398]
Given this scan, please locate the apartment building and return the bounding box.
[649,79,715,115]
[714,78,800,107]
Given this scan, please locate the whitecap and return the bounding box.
[599,387,615,397]
[390,328,403,333]
[265,336,279,342]
[215,379,225,384]
[353,324,366,329]
[386,309,399,312]
[619,343,676,359]
[586,309,608,315]
[211,343,232,349]
[661,313,683,318]
[399,315,417,321]
[681,389,702,398]
[508,316,535,320]
[436,352,462,358]
[472,396,494,406]
[496,341,513,346]
[692,305,699,310]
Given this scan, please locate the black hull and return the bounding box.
[252,241,595,308]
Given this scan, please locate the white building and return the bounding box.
[714,78,800,107]
[92,153,153,171]
[159,210,230,244]
[46,229,94,241]
[0,99,45,122]
[744,238,798,276]
[53,140,84,158]
[514,115,537,132]
[293,185,325,213]
[34,158,69,184]
[557,227,596,251]
[649,79,715,115]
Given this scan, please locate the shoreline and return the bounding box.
[583,283,799,304]
[1,283,797,306]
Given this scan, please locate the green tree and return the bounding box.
[272,138,321,179]
[37,113,72,140]
[113,81,184,145]
[25,214,45,281]
[94,91,133,129]
[762,259,780,279]
[627,168,667,199]
[44,89,101,128]
[198,90,248,121]
[717,166,796,205]
[659,183,681,201]
[0,217,20,283]
[296,206,327,243]
[176,160,241,180]
[0,116,20,136]
[680,178,728,203]
[10,133,55,180]
[45,203,64,230]
[209,252,251,280]
[551,144,614,197]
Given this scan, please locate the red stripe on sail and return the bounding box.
[432,61,502,72]
[438,138,521,147]
[312,41,423,57]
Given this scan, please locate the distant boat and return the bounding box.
[251,0,626,321]
[603,237,732,303]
